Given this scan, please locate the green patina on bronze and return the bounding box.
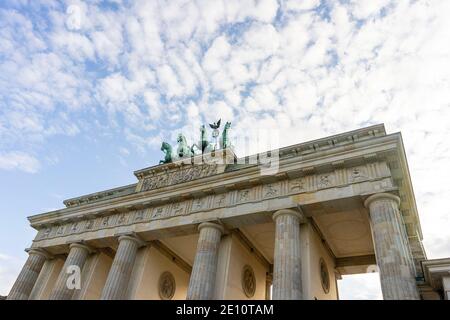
[177,133,192,158]
[221,121,231,149]
[191,125,211,154]
[159,120,232,164]
[160,141,173,164]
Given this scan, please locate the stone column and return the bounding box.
[443,276,450,300]
[265,273,273,300]
[29,259,53,300]
[49,243,92,300]
[187,222,224,300]
[7,248,50,300]
[101,234,145,300]
[272,209,303,300]
[364,193,420,300]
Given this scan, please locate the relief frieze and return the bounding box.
[150,206,167,219]
[289,178,306,192]
[141,163,218,192]
[317,174,333,189]
[238,189,252,202]
[263,183,279,198]
[117,213,128,225]
[36,163,388,241]
[214,193,228,207]
[85,219,95,230]
[348,166,369,182]
[133,209,146,221]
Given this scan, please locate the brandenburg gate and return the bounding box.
[7,124,450,300]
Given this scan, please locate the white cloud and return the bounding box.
[250,84,280,111]
[338,273,383,300]
[203,36,232,72]
[156,64,184,98]
[285,0,321,12]
[143,91,162,120]
[202,100,234,123]
[119,147,130,156]
[0,253,25,296]
[349,0,392,20]
[225,0,279,24]
[0,152,40,173]
[51,31,95,61]
[242,23,280,56]
[1,0,450,299]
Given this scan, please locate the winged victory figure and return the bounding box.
[209,119,221,129]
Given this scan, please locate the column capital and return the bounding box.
[364,192,400,208]
[25,247,52,260]
[117,233,146,248]
[198,221,224,234]
[68,242,95,254]
[272,209,305,222]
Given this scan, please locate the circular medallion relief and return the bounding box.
[319,258,330,294]
[159,271,176,300]
[242,265,256,298]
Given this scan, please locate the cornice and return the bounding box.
[63,183,137,208]
[394,132,423,239]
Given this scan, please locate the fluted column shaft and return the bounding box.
[365,193,420,300]
[272,209,303,300]
[265,274,273,300]
[101,234,144,300]
[7,248,49,300]
[443,276,450,300]
[49,243,91,300]
[187,222,224,300]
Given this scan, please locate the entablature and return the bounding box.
[29,132,399,230]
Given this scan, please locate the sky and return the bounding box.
[0,0,449,299]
